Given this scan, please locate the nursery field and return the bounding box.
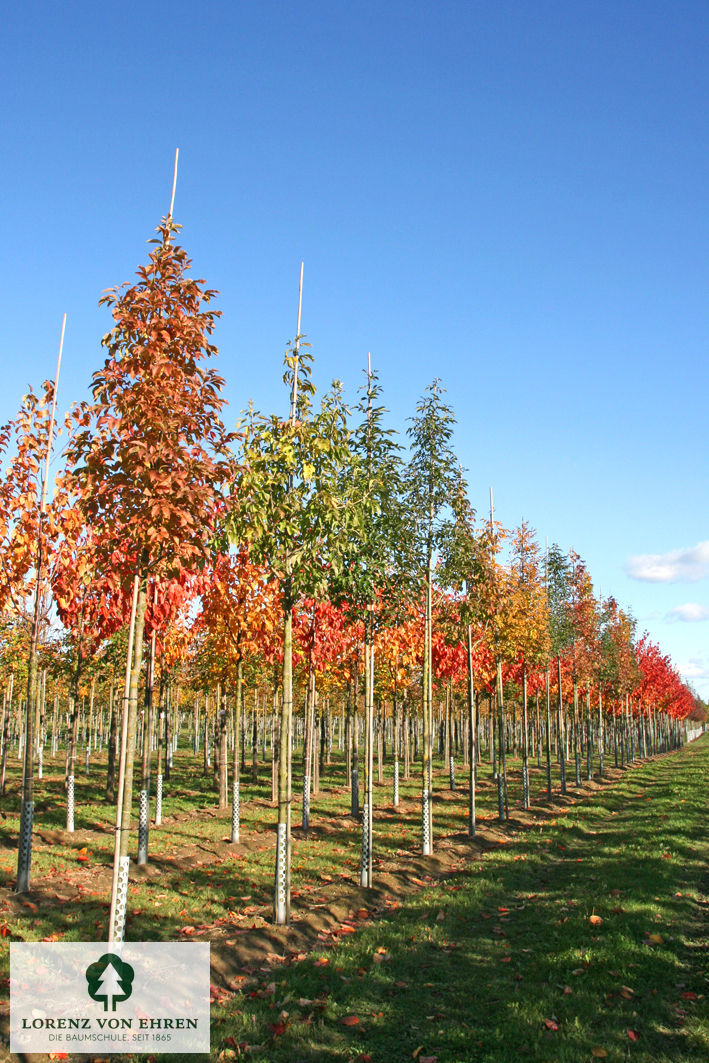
[0,735,707,1063]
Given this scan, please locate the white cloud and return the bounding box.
[626,540,709,583]
[681,657,709,680]
[666,603,709,623]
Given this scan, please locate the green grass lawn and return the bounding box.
[208,737,708,1063]
[0,736,706,1062]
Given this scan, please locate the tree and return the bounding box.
[228,339,356,924]
[1,375,73,892]
[508,522,550,807]
[404,380,459,854]
[545,543,574,795]
[68,215,229,941]
[439,470,487,835]
[332,360,404,886]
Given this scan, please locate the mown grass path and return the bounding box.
[211,736,708,1063]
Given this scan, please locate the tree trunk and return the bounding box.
[108,569,147,943]
[274,603,293,924]
[466,625,476,836]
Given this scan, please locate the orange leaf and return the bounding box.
[591,1048,608,1058]
[544,1019,559,1031]
[340,1015,360,1026]
[589,914,602,926]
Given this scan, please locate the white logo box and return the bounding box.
[11,942,210,1054]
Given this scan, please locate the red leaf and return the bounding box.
[627,1029,640,1041]
[340,1016,360,1026]
[544,1019,559,1031]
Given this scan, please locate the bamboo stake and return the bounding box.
[289,262,304,425]
[168,148,179,219]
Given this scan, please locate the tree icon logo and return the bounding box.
[85,954,135,1011]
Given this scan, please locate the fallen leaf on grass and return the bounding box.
[591,1049,607,1058]
[646,933,663,945]
[544,1019,559,1031]
[340,1015,360,1026]
[269,1022,287,1037]
[627,1029,640,1041]
[589,914,602,927]
[314,957,329,967]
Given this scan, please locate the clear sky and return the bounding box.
[1,1,707,695]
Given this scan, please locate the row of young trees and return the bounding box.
[1,213,703,937]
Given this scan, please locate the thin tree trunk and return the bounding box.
[108,569,145,943]
[274,602,293,924]
[466,624,476,836]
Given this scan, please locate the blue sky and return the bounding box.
[2,1,707,695]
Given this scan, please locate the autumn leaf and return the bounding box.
[627,1029,640,1041]
[589,914,602,926]
[340,1016,360,1026]
[544,1019,559,1031]
[591,1049,608,1058]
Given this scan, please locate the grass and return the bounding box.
[0,735,707,1062]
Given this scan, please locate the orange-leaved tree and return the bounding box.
[67,216,231,942]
